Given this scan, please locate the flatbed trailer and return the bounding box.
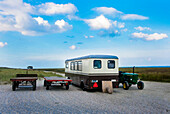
[10,74,38,91]
[44,76,72,90]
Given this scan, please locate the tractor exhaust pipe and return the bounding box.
[133,66,135,74]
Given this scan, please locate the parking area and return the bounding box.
[0,80,169,113]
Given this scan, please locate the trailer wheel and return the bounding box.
[80,82,84,89]
[46,85,49,90]
[16,82,19,88]
[123,81,129,90]
[66,85,69,90]
[33,81,36,91]
[12,81,16,91]
[137,81,144,90]
[44,80,46,87]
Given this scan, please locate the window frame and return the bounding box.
[107,60,115,69]
[93,60,102,69]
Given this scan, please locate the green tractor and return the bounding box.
[119,71,144,90]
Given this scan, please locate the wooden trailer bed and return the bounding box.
[10,74,38,91]
[44,76,72,90]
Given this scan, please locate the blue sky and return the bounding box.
[0,0,169,68]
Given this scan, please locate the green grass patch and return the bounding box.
[36,68,65,73]
[0,69,62,85]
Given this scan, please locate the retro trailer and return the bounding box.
[65,55,119,90]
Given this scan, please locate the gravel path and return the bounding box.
[0,80,169,113]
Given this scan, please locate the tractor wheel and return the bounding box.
[137,81,144,90]
[129,84,132,87]
[123,81,129,90]
[12,81,16,91]
[66,85,69,90]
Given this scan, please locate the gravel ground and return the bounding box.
[0,80,169,114]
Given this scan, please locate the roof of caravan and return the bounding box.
[65,55,118,61]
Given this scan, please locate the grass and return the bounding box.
[0,67,169,84]
[36,68,65,73]
[119,67,170,82]
[0,69,62,85]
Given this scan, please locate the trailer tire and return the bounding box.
[66,85,69,90]
[123,81,129,90]
[33,81,36,91]
[80,82,84,89]
[44,80,46,87]
[137,81,144,90]
[12,81,16,91]
[46,85,49,90]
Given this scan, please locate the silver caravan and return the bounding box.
[65,55,119,90]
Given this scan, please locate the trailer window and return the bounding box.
[77,61,82,71]
[94,60,101,69]
[108,60,115,69]
[70,62,75,70]
[65,62,69,68]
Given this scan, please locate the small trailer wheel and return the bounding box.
[44,80,47,87]
[12,81,16,91]
[66,85,69,90]
[46,85,49,90]
[137,81,144,90]
[33,81,36,91]
[123,81,129,90]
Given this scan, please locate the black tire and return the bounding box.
[66,85,69,90]
[137,81,144,90]
[16,82,19,88]
[44,80,47,87]
[12,81,16,91]
[33,81,36,91]
[129,84,132,87]
[123,81,129,90]
[80,82,84,89]
[46,85,49,90]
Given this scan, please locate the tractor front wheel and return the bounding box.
[137,81,144,90]
[123,81,129,90]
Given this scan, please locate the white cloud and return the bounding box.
[38,2,78,15]
[55,19,72,30]
[118,22,125,28]
[33,17,50,26]
[92,7,122,15]
[121,14,149,20]
[134,26,151,31]
[121,28,128,32]
[0,42,7,48]
[69,45,76,50]
[84,35,88,38]
[84,35,94,38]
[84,15,112,30]
[89,36,94,38]
[131,32,168,41]
[0,0,73,36]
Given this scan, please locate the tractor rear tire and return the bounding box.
[129,84,132,87]
[123,81,129,90]
[137,81,144,90]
